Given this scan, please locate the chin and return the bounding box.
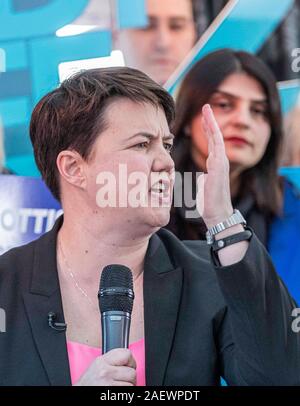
[228,159,255,175]
[152,75,169,86]
[151,208,171,228]
[148,69,172,86]
[226,153,248,166]
[126,208,170,236]
[139,206,170,230]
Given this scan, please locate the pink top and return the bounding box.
[67,339,146,386]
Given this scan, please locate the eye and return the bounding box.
[251,106,268,118]
[134,141,149,150]
[212,100,232,110]
[163,143,173,153]
[169,23,185,31]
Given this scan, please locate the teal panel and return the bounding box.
[279,167,300,192]
[4,125,33,157]
[12,0,51,11]
[6,154,39,176]
[166,0,294,95]
[0,0,115,177]
[29,30,112,102]
[117,0,147,29]
[0,69,31,98]
[230,2,294,19]
[278,82,300,114]
[0,48,5,72]
[0,41,28,70]
[0,0,89,40]
[0,97,30,126]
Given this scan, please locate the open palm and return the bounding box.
[196,104,233,229]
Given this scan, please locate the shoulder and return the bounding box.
[158,227,210,257]
[157,227,213,274]
[0,238,38,288]
[0,215,62,283]
[0,217,58,289]
[154,228,227,309]
[272,180,300,225]
[0,241,38,306]
[284,180,300,209]
[0,238,36,268]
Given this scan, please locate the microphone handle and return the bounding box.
[101,311,131,354]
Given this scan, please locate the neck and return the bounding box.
[57,211,150,288]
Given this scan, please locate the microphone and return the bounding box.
[98,265,134,354]
[48,312,67,331]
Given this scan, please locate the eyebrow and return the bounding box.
[128,132,175,141]
[148,16,192,22]
[212,90,267,104]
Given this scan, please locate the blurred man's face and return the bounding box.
[116,0,196,85]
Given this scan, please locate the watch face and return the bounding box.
[234,210,246,224]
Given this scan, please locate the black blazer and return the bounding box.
[0,217,299,386]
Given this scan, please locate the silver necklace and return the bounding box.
[58,238,98,312]
[58,237,144,309]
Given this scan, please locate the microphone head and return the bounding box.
[98,265,134,314]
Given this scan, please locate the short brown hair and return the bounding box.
[30,67,175,201]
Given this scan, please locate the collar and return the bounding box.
[25,216,183,386]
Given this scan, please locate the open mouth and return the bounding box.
[151,181,167,194]
[149,180,171,204]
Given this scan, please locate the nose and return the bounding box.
[154,24,173,50]
[152,146,175,174]
[231,104,252,129]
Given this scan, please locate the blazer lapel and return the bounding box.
[144,233,183,386]
[23,216,71,386]
[22,216,183,386]
[23,292,71,386]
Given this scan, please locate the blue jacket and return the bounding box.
[268,181,300,305]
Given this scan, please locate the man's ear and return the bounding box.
[56,150,86,190]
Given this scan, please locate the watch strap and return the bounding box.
[212,229,252,252]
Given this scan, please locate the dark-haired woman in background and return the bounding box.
[167,49,300,303]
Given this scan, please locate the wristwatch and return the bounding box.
[206,209,247,245]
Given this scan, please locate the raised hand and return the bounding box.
[197,104,234,229]
[196,104,249,265]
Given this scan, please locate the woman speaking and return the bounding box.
[0,67,298,385]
